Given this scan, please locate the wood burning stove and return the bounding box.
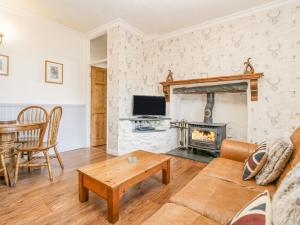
[188,93,226,155]
[188,122,226,155]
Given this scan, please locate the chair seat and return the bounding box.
[16,141,55,152]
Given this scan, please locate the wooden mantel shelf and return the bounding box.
[160,73,263,102]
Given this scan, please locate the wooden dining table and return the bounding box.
[0,120,47,186]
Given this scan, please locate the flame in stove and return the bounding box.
[192,129,216,142]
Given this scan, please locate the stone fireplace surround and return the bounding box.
[116,79,252,156]
[170,80,251,143]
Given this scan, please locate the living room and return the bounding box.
[0,0,299,224]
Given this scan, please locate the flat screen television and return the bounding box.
[133,95,166,116]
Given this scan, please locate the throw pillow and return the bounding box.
[227,190,272,225]
[255,138,293,185]
[272,163,300,225]
[243,142,268,180]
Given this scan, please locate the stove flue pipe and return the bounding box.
[204,93,215,124]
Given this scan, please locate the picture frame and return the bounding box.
[0,55,9,76]
[45,60,63,84]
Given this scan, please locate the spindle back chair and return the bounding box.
[14,106,63,184]
[17,106,48,143]
[47,106,64,169]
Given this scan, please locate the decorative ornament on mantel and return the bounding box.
[166,70,174,82]
[162,70,174,101]
[243,58,255,74]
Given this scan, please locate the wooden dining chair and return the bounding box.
[17,106,48,165]
[46,106,64,170]
[14,106,63,184]
[17,106,48,143]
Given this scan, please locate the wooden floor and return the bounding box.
[0,147,206,225]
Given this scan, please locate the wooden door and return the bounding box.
[91,67,107,146]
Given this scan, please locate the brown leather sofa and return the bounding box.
[142,127,300,225]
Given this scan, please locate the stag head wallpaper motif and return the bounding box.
[107,2,300,152]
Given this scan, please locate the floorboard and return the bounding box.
[0,147,206,225]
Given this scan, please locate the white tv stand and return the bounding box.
[117,117,176,154]
[120,117,171,132]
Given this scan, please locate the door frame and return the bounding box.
[90,66,107,147]
[86,31,108,150]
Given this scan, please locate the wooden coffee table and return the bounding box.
[77,150,171,223]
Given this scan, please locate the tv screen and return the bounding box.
[133,95,166,116]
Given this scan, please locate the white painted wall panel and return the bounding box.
[0,104,87,152]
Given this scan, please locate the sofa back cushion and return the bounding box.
[276,126,300,187]
[243,142,268,180]
[255,139,292,185]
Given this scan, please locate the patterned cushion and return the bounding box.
[272,163,300,225]
[243,142,268,180]
[228,190,272,225]
[256,139,293,185]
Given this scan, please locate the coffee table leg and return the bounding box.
[107,188,120,223]
[78,172,89,202]
[162,159,170,185]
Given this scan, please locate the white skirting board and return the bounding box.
[0,103,87,152]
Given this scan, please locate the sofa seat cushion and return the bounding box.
[141,203,220,225]
[192,216,221,225]
[201,158,276,194]
[170,173,262,225]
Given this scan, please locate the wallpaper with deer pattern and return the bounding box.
[107,2,300,153]
[107,25,162,153]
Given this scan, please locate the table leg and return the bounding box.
[78,172,89,202]
[4,147,15,187]
[162,159,171,185]
[0,133,16,187]
[0,153,9,186]
[107,187,120,223]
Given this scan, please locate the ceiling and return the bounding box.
[0,0,277,34]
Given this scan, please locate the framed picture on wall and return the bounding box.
[0,55,9,76]
[45,60,63,84]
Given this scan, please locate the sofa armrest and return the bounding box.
[220,139,258,162]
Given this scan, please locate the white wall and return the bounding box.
[0,7,89,151]
[90,34,107,62]
[0,103,86,152]
[0,8,88,105]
